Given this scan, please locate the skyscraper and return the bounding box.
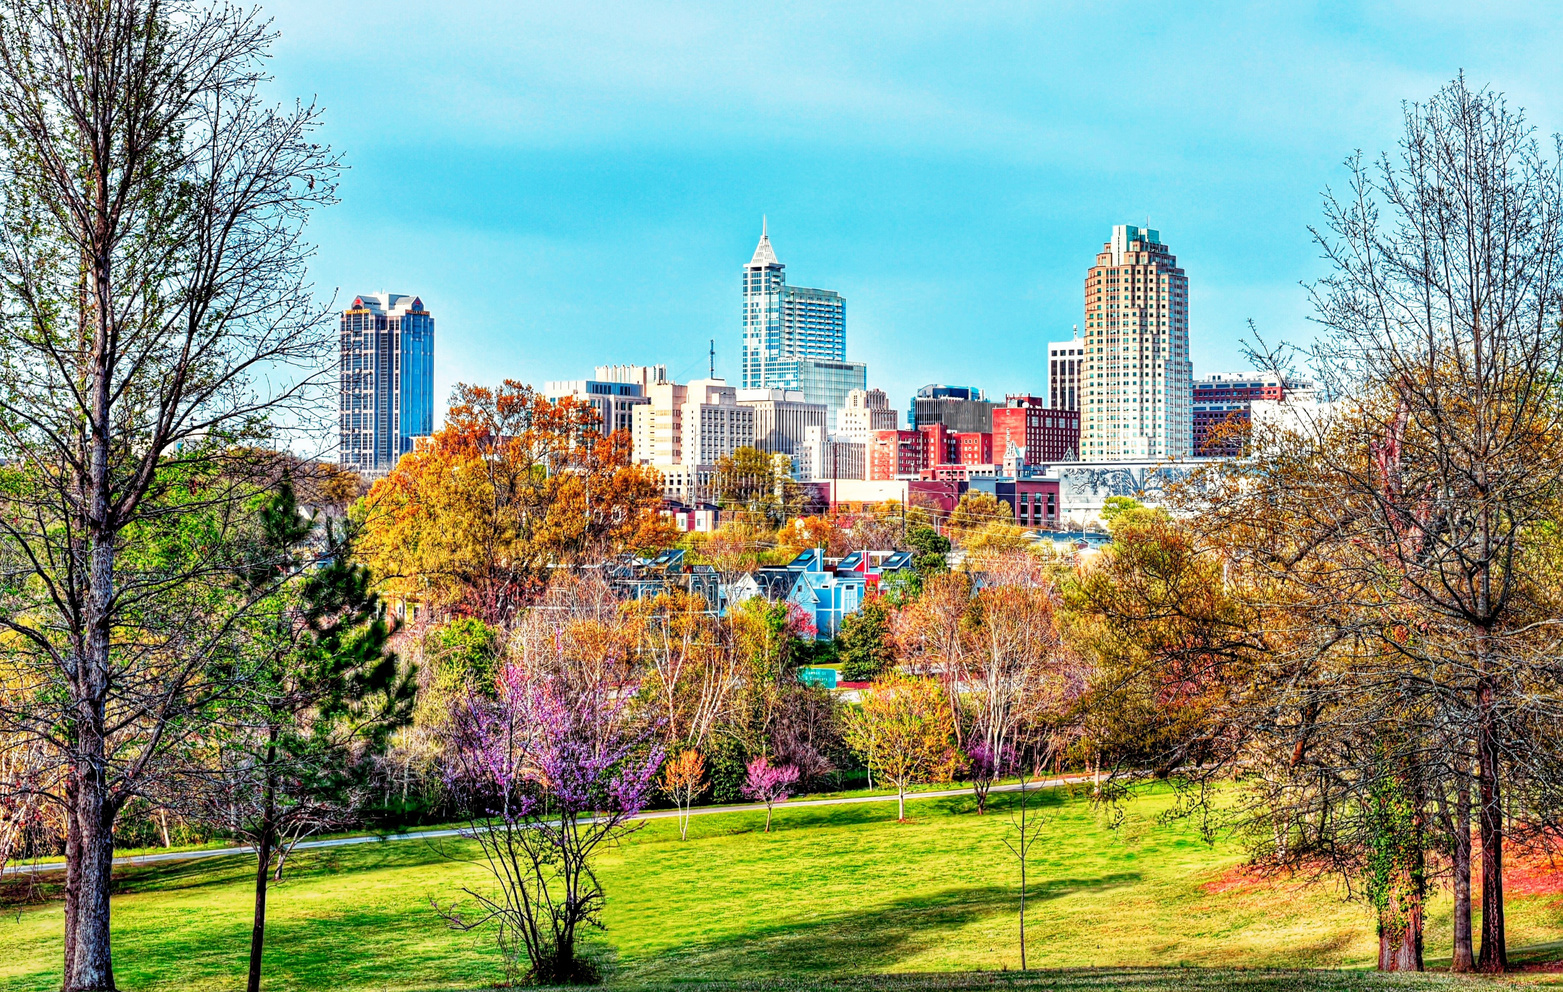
[1079,226,1192,461]
[338,293,434,475]
[741,220,865,427]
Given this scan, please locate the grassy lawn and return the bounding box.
[2,784,1561,991]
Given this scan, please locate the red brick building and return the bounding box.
[917,422,957,467]
[868,430,926,480]
[992,395,1081,465]
[954,431,993,465]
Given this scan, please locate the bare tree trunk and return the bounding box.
[61,776,79,992]
[157,810,171,849]
[1018,768,1028,970]
[897,786,905,822]
[249,757,277,992]
[248,830,272,992]
[70,769,116,991]
[1477,673,1506,972]
[1452,774,1474,972]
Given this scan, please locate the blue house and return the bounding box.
[728,548,913,639]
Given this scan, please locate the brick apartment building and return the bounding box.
[867,430,926,480]
[955,431,992,465]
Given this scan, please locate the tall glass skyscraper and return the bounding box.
[740,220,863,428]
[338,293,435,475]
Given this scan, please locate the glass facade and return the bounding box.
[741,223,850,406]
[756,357,867,432]
[339,294,435,475]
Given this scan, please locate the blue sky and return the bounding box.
[264,1,1563,422]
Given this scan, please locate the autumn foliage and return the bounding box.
[354,381,676,621]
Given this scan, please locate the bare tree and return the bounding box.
[1304,75,1563,972]
[0,2,338,988]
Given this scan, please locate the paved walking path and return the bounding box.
[3,774,1091,876]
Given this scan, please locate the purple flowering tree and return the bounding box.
[434,661,662,985]
[965,741,1014,815]
[741,756,799,833]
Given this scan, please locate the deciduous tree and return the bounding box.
[355,382,671,622]
[741,755,798,832]
[844,673,955,821]
[435,657,661,985]
[0,3,339,984]
[661,749,705,841]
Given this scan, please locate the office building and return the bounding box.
[1080,225,1192,460]
[742,355,866,432]
[338,293,434,476]
[910,384,995,433]
[837,388,899,442]
[544,378,650,436]
[632,381,688,465]
[632,379,757,468]
[798,425,866,481]
[737,388,828,456]
[684,379,756,465]
[908,385,985,430]
[741,221,863,424]
[1193,373,1287,456]
[1049,330,1084,411]
[632,378,755,501]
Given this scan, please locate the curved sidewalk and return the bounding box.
[3,774,1090,876]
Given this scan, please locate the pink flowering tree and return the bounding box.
[434,661,662,985]
[741,756,799,833]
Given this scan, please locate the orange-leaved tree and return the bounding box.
[660,748,706,841]
[354,381,675,621]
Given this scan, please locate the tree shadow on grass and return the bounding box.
[622,874,1141,982]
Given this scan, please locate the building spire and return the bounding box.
[748,216,780,268]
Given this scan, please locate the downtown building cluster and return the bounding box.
[339,222,1315,523]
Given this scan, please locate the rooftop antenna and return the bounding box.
[709,338,715,378]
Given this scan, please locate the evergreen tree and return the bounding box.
[905,524,951,576]
[198,475,415,992]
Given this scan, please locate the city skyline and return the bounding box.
[260,3,1563,426]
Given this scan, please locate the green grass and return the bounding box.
[2,784,1561,991]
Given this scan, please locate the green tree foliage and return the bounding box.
[905,524,950,576]
[1099,495,1149,528]
[838,599,896,681]
[204,475,416,992]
